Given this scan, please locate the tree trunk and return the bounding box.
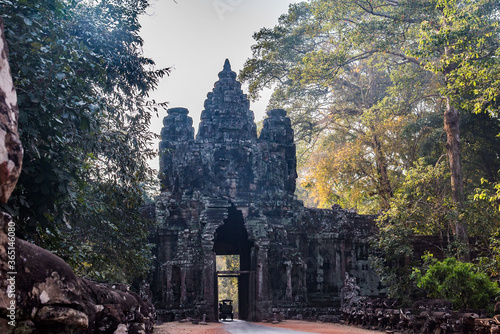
[372,135,393,211]
[443,97,469,259]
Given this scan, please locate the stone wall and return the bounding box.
[152,59,383,322]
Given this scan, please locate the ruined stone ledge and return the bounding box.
[340,296,496,334]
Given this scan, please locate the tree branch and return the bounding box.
[354,0,420,23]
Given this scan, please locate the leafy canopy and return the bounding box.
[241,1,500,253]
[1,0,168,283]
[240,2,449,213]
[243,0,500,304]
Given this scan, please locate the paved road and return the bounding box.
[222,320,315,334]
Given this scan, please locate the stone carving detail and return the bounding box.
[340,294,489,334]
[197,59,257,143]
[0,18,22,203]
[152,60,383,322]
[339,275,500,333]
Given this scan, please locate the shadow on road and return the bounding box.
[222,320,315,334]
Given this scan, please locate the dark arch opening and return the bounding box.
[213,205,254,320]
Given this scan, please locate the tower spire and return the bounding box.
[197,59,257,142]
[223,58,231,71]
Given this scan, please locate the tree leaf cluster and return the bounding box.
[241,0,500,215]
[240,0,500,303]
[412,254,500,310]
[1,0,168,283]
[373,158,500,302]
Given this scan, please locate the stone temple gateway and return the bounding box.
[152,60,383,322]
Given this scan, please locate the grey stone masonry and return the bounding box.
[152,60,383,323]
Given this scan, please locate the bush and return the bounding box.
[412,254,500,310]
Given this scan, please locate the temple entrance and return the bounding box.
[216,255,239,319]
[213,205,255,320]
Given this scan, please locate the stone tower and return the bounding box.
[153,60,381,322]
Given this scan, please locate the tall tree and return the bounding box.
[1,0,168,282]
[302,59,448,212]
[241,0,500,254]
[240,4,443,214]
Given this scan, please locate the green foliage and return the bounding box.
[1,0,168,283]
[373,159,500,302]
[242,0,500,304]
[473,174,500,219]
[371,160,451,303]
[370,226,423,306]
[477,229,500,280]
[242,0,500,218]
[412,254,500,310]
[241,3,449,213]
[461,112,500,188]
[405,0,500,116]
[380,159,454,236]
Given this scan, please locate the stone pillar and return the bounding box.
[259,109,297,195]
[301,260,308,303]
[159,107,196,193]
[294,258,308,304]
[317,254,324,292]
[180,266,187,306]
[201,245,216,321]
[162,262,173,307]
[155,229,177,305]
[284,261,293,302]
[255,240,271,321]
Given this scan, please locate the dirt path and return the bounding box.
[154,321,230,334]
[154,320,383,334]
[258,320,384,333]
[223,319,317,333]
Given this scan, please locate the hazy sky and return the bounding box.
[139,0,296,168]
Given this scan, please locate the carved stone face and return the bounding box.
[16,239,90,332]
